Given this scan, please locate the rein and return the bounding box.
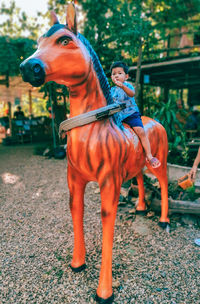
[59,102,126,137]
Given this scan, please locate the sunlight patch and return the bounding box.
[1,172,20,184]
[32,188,42,199]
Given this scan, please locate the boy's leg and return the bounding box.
[133,126,160,168]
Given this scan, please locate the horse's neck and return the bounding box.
[68,66,107,117]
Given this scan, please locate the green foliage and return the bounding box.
[21,96,49,118]
[40,82,69,113]
[81,0,153,72]
[38,82,69,135]
[152,97,185,142]
[185,185,199,201]
[147,0,200,27]
[0,36,36,76]
[144,175,199,202]
[1,0,199,78]
[0,0,39,77]
[0,1,42,39]
[80,0,200,73]
[1,0,199,135]
[151,94,194,165]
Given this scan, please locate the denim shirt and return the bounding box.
[110,82,140,121]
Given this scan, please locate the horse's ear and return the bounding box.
[66,3,77,34]
[50,11,59,25]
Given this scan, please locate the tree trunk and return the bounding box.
[151,198,200,215]
[28,89,32,117]
[135,37,143,104]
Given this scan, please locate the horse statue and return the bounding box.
[20,4,169,303]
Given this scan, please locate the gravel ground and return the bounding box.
[0,144,200,304]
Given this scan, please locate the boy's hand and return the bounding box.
[112,77,123,88]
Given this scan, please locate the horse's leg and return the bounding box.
[155,170,169,226]
[144,128,169,226]
[135,171,147,212]
[146,164,169,226]
[67,164,87,271]
[96,179,121,303]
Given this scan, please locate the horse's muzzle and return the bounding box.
[20,58,45,87]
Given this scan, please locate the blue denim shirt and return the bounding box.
[110,82,140,121]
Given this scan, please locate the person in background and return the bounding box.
[185,109,199,131]
[14,106,25,120]
[110,61,160,168]
[188,146,200,181]
[188,146,200,247]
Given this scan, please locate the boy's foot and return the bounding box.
[146,157,161,169]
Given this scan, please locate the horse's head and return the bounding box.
[20,4,91,88]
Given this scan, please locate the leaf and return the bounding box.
[174,136,181,145]
[166,111,172,125]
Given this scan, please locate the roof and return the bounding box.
[129,55,200,90]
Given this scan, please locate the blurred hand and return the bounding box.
[188,166,197,181]
[111,76,123,88]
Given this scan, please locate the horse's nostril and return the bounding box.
[19,58,45,86]
[33,64,42,74]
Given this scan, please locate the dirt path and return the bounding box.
[0,144,199,304]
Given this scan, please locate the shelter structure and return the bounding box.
[0,76,45,117]
[129,24,200,110]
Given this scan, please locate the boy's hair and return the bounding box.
[110,61,129,74]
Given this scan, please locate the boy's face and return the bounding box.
[111,67,128,84]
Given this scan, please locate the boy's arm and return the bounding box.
[121,83,135,97]
[113,80,135,97]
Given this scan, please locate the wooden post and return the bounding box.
[135,37,143,104]
[164,86,169,103]
[8,101,12,136]
[28,89,32,116]
[167,35,171,58]
[140,81,144,115]
[49,85,57,150]
[63,95,67,118]
[180,89,184,108]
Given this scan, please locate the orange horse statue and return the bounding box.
[20,4,169,303]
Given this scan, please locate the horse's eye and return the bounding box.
[61,39,69,46]
[57,36,72,46]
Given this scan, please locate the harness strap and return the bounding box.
[59,102,126,137]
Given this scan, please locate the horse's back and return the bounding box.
[121,115,168,175]
[123,116,166,139]
[142,116,163,130]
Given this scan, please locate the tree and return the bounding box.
[80,0,200,95]
[0,1,42,39]
[80,0,153,104]
[0,1,41,81]
[1,0,199,130]
[0,36,36,77]
[0,1,68,124]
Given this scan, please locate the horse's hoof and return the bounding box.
[95,293,114,304]
[158,222,170,231]
[136,210,147,215]
[70,264,86,273]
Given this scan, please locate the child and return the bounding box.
[110,61,160,168]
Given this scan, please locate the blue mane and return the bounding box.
[78,33,123,128]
